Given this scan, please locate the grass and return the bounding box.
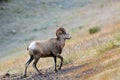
[63,31,120,66]
[63,52,80,65]
[96,41,115,54]
[70,25,85,36]
[0,0,120,79]
[87,56,120,80]
[115,36,120,41]
[0,24,120,77]
[89,27,100,34]
[62,42,112,66]
[39,26,48,31]
[24,36,34,41]
[62,40,115,66]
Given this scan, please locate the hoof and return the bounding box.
[21,75,27,78]
[58,68,61,70]
[54,69,58,72]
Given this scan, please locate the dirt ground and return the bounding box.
[1,47,120,80]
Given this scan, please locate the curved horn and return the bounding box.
[56,27,66,37]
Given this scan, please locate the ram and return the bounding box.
[23,27,71,77]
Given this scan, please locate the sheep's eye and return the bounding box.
[63,32,67,34]
[62,32,66,34]
[59,32,62,35]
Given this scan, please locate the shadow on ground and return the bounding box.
[1,62,95,80]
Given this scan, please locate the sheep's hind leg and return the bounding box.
[23,55,34,77]
[33,58,42,75]
[57,56,63,70]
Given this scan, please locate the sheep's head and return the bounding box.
[56,27,71,40]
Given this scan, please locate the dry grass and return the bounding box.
[87,48,120,80]
[59,47,120,80]
[94,67,120,80]
[0,21,120,79]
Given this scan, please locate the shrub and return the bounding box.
[89,27,100,34]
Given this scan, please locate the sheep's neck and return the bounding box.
[57,38,65,48]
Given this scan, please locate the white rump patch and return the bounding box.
[29,41,36,50]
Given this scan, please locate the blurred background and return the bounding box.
[0,0,120,80]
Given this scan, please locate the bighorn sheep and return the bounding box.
[23,27,71,76]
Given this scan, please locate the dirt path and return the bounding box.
[1,47,120,80]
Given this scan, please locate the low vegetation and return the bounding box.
[89,27,100,34]
[0,0,120,79]
[0,25,120,80]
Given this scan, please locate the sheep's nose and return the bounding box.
[67,34,71,39]
[69,34,71,39]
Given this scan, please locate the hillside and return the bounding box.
[1,22,120,80]
[0,0,94,58]
[0,0,120,80]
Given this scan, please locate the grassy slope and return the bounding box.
[1,0,120,58]
[1,21,120,80]
[0,0,120,80]
[0,0,92,58]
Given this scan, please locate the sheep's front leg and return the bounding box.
[57,55,63,70]
[53,56,57,72]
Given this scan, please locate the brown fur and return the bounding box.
[23,27,71,77]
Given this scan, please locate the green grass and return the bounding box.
[63,52,80,65]
[96,41,116,54]
[115,36,120,41]
[63,39,117,65]
[89,27,100,34]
